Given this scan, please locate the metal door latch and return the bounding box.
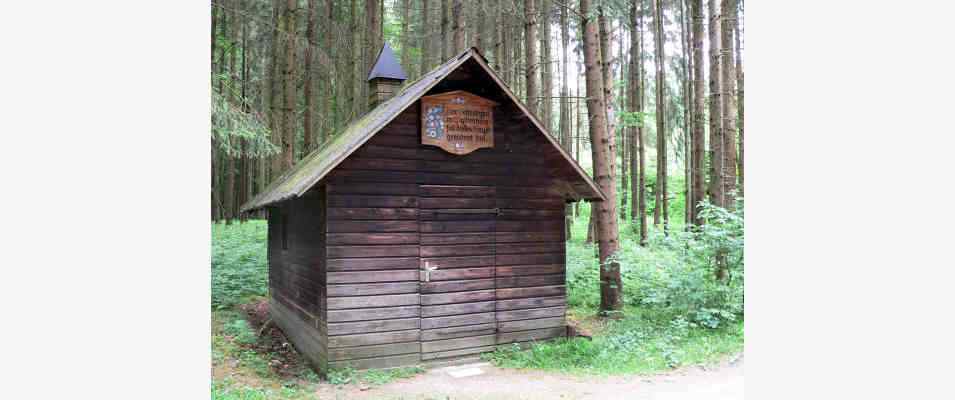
[424,262,438,282]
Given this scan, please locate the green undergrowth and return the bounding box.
[485,309,743,374]
[211,199,743,385]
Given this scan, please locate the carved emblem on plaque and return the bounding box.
[420,91,498,155]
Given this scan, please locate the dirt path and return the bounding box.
[316,355,743,400]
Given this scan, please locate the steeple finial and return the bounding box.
[367,42,407,82]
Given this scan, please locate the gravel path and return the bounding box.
[316,355,743,400]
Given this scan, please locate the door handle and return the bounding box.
[424,262,438,283]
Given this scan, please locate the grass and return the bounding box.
[211,199,743,394]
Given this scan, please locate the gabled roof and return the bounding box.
[241,48,604,213]
[367,42,407,81]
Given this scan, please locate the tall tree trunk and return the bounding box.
[680,0,692,228]
[303,0,316,156]
[598,8,615,181]
[619,25,628,221]
[366,0,382,74]
[282,0,297,172]
[494,0,504,72]
[475,0,485,52]
[524,0,539,115]
[721,0,737,208]
[270,0,284,181]
[225,2,238,223]
[323,0,335,143]
[452,0,465,53]
[581,0,622,316]
[559,1,572,240]
[441,0,449,60]
[735,7,744,196]
[541,0,553,130]
[691,0,705,226]
[350,0,362,119]
[653,0,668,234]
[637,2,648,245]
[421,0,431,74]
[574,80,582,219]
[629,0,639,225]
[401,0,412,72]
[240,1,250,221]
[707,0,722,207]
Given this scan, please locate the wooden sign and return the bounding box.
[421,91,498,155]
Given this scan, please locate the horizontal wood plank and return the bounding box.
[327,270,418,284]
[326,318,420,336]
[326,305,420,322]
[327,257,419,272]
[421,312,495,330]
[421,334,496,353]
[326,329,420,348]
[326,282,419,297]
[327,342,421,361]
[496,285,565,299]
[327,293,419,310]
[497,317,565,332]
[496,306,566,322]
[420,290,495,306]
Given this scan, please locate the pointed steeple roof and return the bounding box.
[367,42,407,81]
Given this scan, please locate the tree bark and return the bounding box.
[735,6,744,196]
[691,0,706,225]
[452,0,465,53]
[721,0,737,208]
[680,0,692,228]
[303,0,316,156]
[420,0,430,74]
[494,0,504,72]
[581,0,622,316]
[401,0,412,73]
[541,0,553,130]
[441,0,449,60]
[282,0,297,172]
[653,0,668,234]
[475,0,485,52]
[707,0,722,207]
[559,1,572,240]
[524,0,539,115]
[598,8,615,182]
[636,1,648,245]
[225,2,238,223]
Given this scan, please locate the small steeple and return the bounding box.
[367,43,407,108]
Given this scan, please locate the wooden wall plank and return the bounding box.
[326,305,420,322]
[421,334,496,353]
[326,329,420,348]
[327,270,418,284]
[326,282,419,297]
[496,306,567,322]
[327,208,418,220]
[420,289,495,306]
[328,353,421,370]
[327,342,421,361]
[496,285,566,299]
[326,257,419,272]
[496,327,566,344]
[327,244,419,258]
[420,324,497,341]
[327,293,420,310]
[421,301,496,317]
[421,312,495,329]
[497,317,565,332]
[326,318,420,336]
[495,296,566,311]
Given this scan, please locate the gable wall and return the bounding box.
[320,101,568,370]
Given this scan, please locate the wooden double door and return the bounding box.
[418,184,500,361]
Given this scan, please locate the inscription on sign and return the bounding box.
[421,90,498,155]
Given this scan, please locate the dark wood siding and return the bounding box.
[317,102,566,369]
[267,189,327,369]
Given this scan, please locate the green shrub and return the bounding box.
[212,221,269,309]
